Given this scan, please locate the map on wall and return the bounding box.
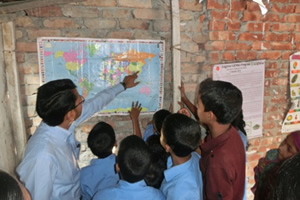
[37,37,165,115]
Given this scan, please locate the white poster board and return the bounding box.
[213,60,265,139]
[282,52,300,133]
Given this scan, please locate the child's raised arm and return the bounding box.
[128,101,142,138]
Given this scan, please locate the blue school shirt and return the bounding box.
[93,180,165,200]
[160,152,203,200]
[143,124,155,141]
[16,84,124,200]
[80,154,119,200]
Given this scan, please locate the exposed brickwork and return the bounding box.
[6,0,299,199]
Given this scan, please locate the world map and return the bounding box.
[38,38,165,115]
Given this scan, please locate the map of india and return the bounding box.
[38,37,165,115]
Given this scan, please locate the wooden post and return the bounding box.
[2,21,27,171]
[171,0,181,112]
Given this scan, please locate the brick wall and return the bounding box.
[8,0,300,199]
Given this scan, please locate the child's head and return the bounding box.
[145,135,168,188]
[197,78,243,125]
[117,135,151,183]
[278,131,300,161]
[160,113,201,157]
[88,122,116,159]
[153,109,171,135]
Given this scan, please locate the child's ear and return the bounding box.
[65,110,76,122]
[165,144,172,153]
[208,111,216,121]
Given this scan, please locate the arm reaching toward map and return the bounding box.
[129,101,142,138]
[122,71,140,89]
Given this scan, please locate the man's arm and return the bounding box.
[178,81,198,119]
[75,72,140,125]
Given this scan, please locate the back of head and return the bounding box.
[199,78,243,124]
[0,170,23,200]
[117,135,151,183]
[162,113,201,157]
[88,122,116,158]
[272,153,300,200]
[145,135,168,188]
[153,109,171,134]
[36,79,77,126]
[231,110,247,135]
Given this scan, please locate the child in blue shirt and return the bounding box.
[160,113,203,200]
[80,122,119,200]
[93,135,165,200]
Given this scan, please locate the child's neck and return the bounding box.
[208,122,231,139]
[170,153,191,166]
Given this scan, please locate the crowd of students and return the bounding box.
[1,74,300,200]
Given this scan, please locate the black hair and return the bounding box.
[88,122,116,158]
[199,78,243,124]
[117,135,151,183]
[36,79,77,126]
[272,153,300,200]
[153,109,171,134]
[231,110,247,136]
[162,113,201,157]
[0,170,23,200]
[144,135,168,188]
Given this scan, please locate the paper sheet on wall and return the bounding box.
[282,52,300,133]
[37,37,165,116]
[213,60,265,139]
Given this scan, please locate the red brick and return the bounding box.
[204,41,225,50]
[296,43,300,50]
[251,41,271,50]
[246,1,261,12]
[271,42,292,50]
[209,31,236,41]
[209,20,226,31]
[120,20,149,30]
[238,33,263,41]
[133,9,165,20]
[265,32,289,41]
[291,0,300,3]
[296,24,300,32]
[263,13,283,22]
[271,0,286,2]
[285,14,300,23]
[207,0,228,9]
[179,0,203,11]
[102,9,130,18]
[16,53,25,63]
[271,3,296,13]
[272,23,295,32]
[236,51,257,60]
[25,6,62,17]
[228,21,240,31]
[296,4,300,13]
[225,41,251,50]
[265,62,278,69]
[210,10,238,20]
[27,29,61,39]
[16,42,37,52]
[247,22,270,32]
[82,0,117,6]
[43,18,80,28]
[242,11,262,21]
[259,51,281,59]
[263,121,276,129]
[222,52,235,61]
[272,78,288,86]
[265,70,280,78]
[231,0,246,11]
[282,51,294,60]
[119,0,152,8]
[208,52,220,62]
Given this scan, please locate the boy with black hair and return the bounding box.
[197,78,245,200]
[93,135,165,200]
[17,72,139,200]
[80,122,119,200]
[160,113,203,200]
